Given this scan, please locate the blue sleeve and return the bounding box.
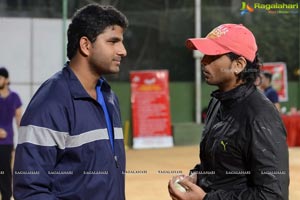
[267,90,279,103]
[13,85,70,200]
[266,89,279,103]
[13,144,58,200]
[12,91,22,109]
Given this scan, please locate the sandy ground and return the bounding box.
[125,146,300,200]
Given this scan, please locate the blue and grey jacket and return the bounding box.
[13,66,125,200]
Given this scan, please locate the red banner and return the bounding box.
[262,62,288,102]
[130,70,173,149]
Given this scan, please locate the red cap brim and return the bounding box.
[186,38,231,56]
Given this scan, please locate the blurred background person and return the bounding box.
[0,67,22,200]
[260,71,281,112]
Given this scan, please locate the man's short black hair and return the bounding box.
[0,67,9,78]
[67,4,128,60]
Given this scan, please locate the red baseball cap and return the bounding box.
[186,24,257,62]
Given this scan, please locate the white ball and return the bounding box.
[174,178,186,193]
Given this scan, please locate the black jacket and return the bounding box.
[192,84,289,200]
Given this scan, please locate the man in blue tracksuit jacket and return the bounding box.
[13,4,128,200]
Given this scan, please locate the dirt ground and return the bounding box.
[125,146,300,200]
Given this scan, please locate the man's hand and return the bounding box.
[168,175,206,200]
[0,128,7,139]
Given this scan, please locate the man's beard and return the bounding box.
[0,83,6,90]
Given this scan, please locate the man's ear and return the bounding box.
[233,57,247,75]
[79,36,91,57]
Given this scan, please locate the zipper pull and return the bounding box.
[114,155,119,168]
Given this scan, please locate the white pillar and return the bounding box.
[195,0,203,124]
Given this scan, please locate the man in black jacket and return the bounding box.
[168,24,289,200]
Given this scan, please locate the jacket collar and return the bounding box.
[211,83,255,107]
[63,62,111,99]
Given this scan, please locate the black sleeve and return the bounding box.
[189,164,203,175]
